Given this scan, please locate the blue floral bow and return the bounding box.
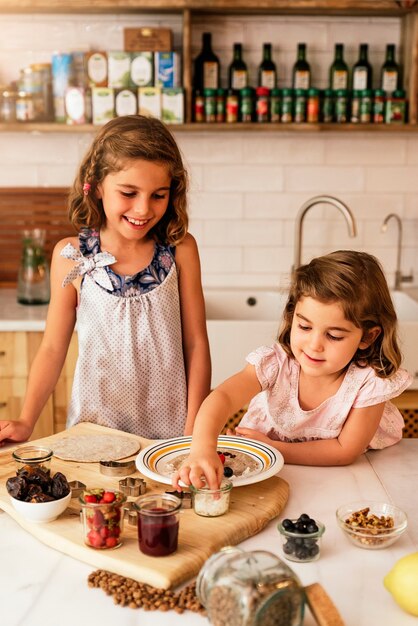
[60,242,117,291]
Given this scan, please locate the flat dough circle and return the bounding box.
[51,434,140,462]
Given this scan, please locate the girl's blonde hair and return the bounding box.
[68,115,188,245]
[278,250,401,378]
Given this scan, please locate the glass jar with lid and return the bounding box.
[16,91,36,122]
[196,546,305,626]
[0,86,17,122]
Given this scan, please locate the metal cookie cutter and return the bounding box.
[119,476,146,497]
[68,480,86,498]
[122,501,138,526]
[165,490,192,509]
[99,459,136,477]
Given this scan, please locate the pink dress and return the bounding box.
[239,343,412,449]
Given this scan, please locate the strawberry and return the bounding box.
[87,529,104,548]
[102,491,116,503]
[100,526,110,539]
[105,536,118,549]
[217,451,226,465]
[93,510,105,528]
[84,494,98,503]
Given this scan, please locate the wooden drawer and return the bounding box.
[0,376,53,440]
[0,332,44,378]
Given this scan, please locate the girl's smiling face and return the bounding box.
[290,296,370,380]
[97,159,171,241]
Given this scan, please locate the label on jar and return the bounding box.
[382,70,398,93]
[353,69,368,91]
[332,70,348,90]
[260,70,275,89]
[203,62,219,89]
[294,70,309,89]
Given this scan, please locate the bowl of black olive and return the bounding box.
[6,465,71,523]
[277,513,325,562]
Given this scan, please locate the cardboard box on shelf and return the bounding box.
[138,87,162,119]
[124,27,172,52]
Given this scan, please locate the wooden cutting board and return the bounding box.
[0,423,289,589]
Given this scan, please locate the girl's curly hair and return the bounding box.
[68,115,188,245]
[278,250,402,378]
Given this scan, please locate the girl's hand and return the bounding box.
[0,420,32,445]
[234,426,272,445]
[171,450,224,491]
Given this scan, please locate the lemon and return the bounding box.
[384,552,418,616]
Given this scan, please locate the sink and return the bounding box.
[204,288,418,389]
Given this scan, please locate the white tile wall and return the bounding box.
[0,12,417,290]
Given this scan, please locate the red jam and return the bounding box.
[137,507,179,556]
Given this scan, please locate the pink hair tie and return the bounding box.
[83,182,91,196]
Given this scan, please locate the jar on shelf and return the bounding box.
[385,89,407,123]
[226,88,239,123]
[270,88,281,122]
[306,87,319,122]
[360,89,373,123]
[255,86,269,122]
[204,88,217,123]
[194,89,205,122]
[196,547,305,626]
[321,88,334,123]
[334,89,348,123]
[294,88,307,123]
[31,62,54,121]
[16,90,36,122]
[240,87,254,122]
[216,88,226,122]
[350,89,362,123]
[17,229,50,305]
[280,88,293,123]
[0,86,17,122]
[373,89,386,123]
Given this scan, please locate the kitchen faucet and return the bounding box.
[381,213,413,290]
[293,195,357,271]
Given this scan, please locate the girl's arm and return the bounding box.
[0,239,78,445]
[236,402,385,466]
[175,233,211,435]
[172,363,262,489]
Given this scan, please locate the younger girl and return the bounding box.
[0,115,211,444]
[173,250,412,490]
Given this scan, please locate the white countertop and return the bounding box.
[1,440,417,626]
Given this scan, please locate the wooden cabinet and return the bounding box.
[0,331,78,439]
[0,0,418,129]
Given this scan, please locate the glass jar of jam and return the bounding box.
[240,87,254,122]
[280,88,293,123]
[216,88,226,122]
[306,87,319,123]
[194,89,205,122]
[0,86,17,122]
[321,88,334,123]
[270,88,281,122]
[134,493,181,556]
[255,86,269,122]
[204,88,217,123]
[373,89,385,123]
[196,547,305,626]
[226,88,239,123]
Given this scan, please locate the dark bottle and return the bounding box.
[228,43,248,90]
[381,44,400,94]
[292,43,311,90]
[352,44,373,91]
[258,43,277,89]
[329,43,348,90]
[193,32,220,91]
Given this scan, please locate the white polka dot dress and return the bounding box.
[65,251,187,439]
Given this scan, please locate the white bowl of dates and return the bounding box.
[79,489,126,550]
[6,467,71,523]
[277,514,325,562]
[12,445,53,473]
[336,501,407,550]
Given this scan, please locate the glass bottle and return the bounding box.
[321,88,334,123]
[292,43,311,90]
[17,229,50,305]
[329,43,348,90]
[193,32,220,91]
[352,43,373,91]
[196,547,305,626]
[228,43,248,90]
[381,44,400,94]
[258,43,277,89]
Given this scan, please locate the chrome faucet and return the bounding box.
[293,195,357,271]
[381,213,413,290]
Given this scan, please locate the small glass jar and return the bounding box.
[216,88,226,123]
[194,89,205,122]
[16,90,36,122]
[204,88,217,123]
[280,88,293,123]
[240,87,254,122]
[13,446,53,474]
[17,228,50,305]
[134,493,181,556]
[321,88,334,123]
[350,89,362,123]
[334,89,348,123]
[79,489,126,550]
[360,89,373,123]
[255,86,270,122]
[270,88,281,122]
[226,88,239,123]
[306,87,319,123]
[385,89,407,123]
[190,479,233,517]
[196,547,305,626]
[294,88,307,123]
[0,86,17,122]
[373,89,386,123]
[277,518,325,563]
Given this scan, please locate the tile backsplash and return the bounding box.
[0,11,417,290]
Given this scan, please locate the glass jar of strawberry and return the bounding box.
[79,488,126,550]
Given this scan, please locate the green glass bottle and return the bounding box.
[228,43,248,90]
[193,32,220,91]
[381,44,400,94]
[352,43,373,91]
[329,43,348,90]
[292,43,311,90]
[258,43,277,89]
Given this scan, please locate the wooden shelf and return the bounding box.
[0,1,416,16]
[1,122,417,133]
